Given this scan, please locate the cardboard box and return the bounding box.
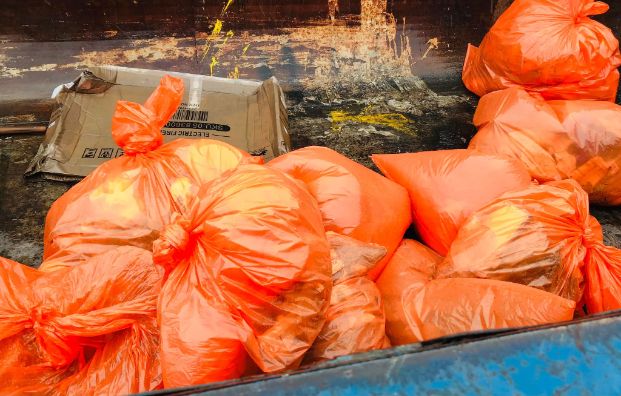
[26,66,290,180]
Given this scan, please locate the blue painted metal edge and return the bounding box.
[145,310,621,395]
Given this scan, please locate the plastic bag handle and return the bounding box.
[153,214,193,276]
[31,295,157,367]
[111,75,184,155]
[580,1,609,17]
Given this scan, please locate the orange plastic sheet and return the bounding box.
[305,232,388,363]
[42,75,259,271]
[268,146,411,280]
[372,150,531,255]
[462,0,621,101]
[0,246,162,395]
[470,87,621,205]
[154,164,332,388]
[377,240,576,345]
[439,179,621,312]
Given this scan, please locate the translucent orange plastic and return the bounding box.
[372,150,532,255]
[42,75,260,271]
[305,232,388,363]
[463,0,621,101]
[585,244,621,313]
[0,246,162,394]
[376,239,441,343]
[439,179,621,311]
[268,146,411,280]
[154,164,332,388]
[470,87,621,205]
[377,240,576,345]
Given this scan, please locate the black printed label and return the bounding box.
[162,130,211,138]
[171,109,210,122]
[163,107,231,134]
[82,148,97,158]
[163,121,230,132]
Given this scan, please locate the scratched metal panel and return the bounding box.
[146,311,621,395]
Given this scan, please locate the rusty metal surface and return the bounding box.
[0,0,496,100]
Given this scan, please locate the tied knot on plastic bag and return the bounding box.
[28,306,47,330]
[578,1,609,19]
[26,306,78,367]
[111,75,184,156]
[153,214,193,275]
[583,215,604,250]
[112,102,164,155]
[583,225,600,249]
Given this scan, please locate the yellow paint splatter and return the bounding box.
[222,0,234,14]
[220,30,234,48]
[210,56,219,76]
[212,19,224,37]
[330,109,411,132]
[228,66,240,79]
[201,19,225,62]
[227,42,250,79]
[241,44,250,56]
[201,1,239,74]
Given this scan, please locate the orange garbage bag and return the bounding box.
[372,150,531,255]
[377,240,576,345]
[154,164,332,388]
[268,146,411,280]
[376,239,441,344]
[439,179,621,311]
[470,87,621,205]
[305,232,388,363]
[585,244,621,313]
[0,246,162,394]
[42,75,259,271]
[463,0,621,101]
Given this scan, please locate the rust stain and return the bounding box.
[361,0,388,25]
[72,37,195,67]
[421,37,439,60]
[328,0,340,20]
[0,114,36,123]
[0,51,59,78]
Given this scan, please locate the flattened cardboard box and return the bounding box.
[26,66,290,180]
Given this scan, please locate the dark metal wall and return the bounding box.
[1,0,491,40]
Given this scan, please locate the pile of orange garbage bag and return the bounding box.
[154,164,332,387]
[0,247,162,394]
[42,75,260,271]
[372,150,531,255]
[305,232,389,363]
[463,0,621,101]
[470,87,621,205]
[377,240,576,345]
[440,179,621,312]
[3,7,621,388]
[269,146,411,279]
